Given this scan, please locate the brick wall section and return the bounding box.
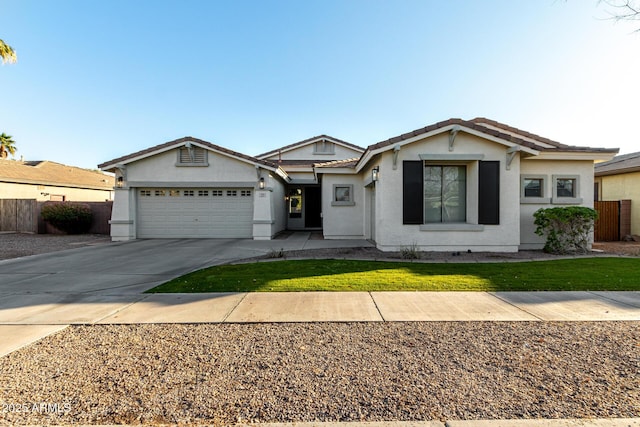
[620,199,632,238]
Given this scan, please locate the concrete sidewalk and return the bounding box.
[97,290,640,324]
[2,290,639,357]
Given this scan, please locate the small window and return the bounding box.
[524,178,543,197]
[331,184,355,206]
[184,190,195,197]
[155,190,166,197]
[556,178,575,198]
[520,175,550,204]
[198,190,209,197]
[552,175,582,204]
[212,190,223,196]
[170,190,180,197]
[140,190,152,197]
[241,190,252,197]
[227,190,237,197]
[314,139,335,155]
[288,188,302,218]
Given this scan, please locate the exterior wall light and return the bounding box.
[372,167,379,182]
[259,177,265,189]
[116,176,124,188]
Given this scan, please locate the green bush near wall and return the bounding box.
[534,206,598,254]
[41,202,93,234]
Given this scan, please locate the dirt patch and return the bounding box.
[593,241,640,257]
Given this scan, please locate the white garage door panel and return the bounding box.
[137,188,253,238]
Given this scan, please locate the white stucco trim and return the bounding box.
[419,154,485,161]
[127,181,258,188]
[419,224,484,232]
[532,152,617,161]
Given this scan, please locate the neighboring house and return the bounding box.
[0,159,115,201]
[594,151,640,235]
[98,118,617,251]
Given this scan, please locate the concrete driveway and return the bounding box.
[0,238,280,296]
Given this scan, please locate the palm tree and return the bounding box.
[0,39,17,64]
[0,133,17,158]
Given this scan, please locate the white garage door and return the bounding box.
[137,188,254,238]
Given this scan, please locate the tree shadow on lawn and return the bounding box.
[146,258,640,293]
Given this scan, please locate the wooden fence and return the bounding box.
[0,199,112,234]
[594,200,631,241]
[0,199,38,233]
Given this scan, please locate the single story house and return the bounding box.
[98,118,618,252]
[595,151,640,236]
[0,159,115,202]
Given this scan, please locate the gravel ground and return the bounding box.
[1,322,638,425]
[0,233,111,260]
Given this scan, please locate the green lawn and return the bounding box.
[147,258,640,293]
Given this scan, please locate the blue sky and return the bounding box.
[2,1,639,169]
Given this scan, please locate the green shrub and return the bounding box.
[533,206,598,254]
[400,242,421,260]
[41,202,93,234]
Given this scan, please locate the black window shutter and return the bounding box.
[478,161,500,225]
[403,161,424,224]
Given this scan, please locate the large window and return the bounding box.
[424,166,466,223]
[403,160,496,227]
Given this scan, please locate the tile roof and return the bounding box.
[256,135,365,159]
[595,151,640,176]
[314,158,360,168]
[0,159,114,190]
[98,136,279,170]
[365,118,619,154]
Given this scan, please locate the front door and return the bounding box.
[305,186,322,228]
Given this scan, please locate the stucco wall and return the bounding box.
[0,182,113,201]
[519,159,596,249]
[125,148,259,184]
[268,172,287,236]
[263,143,362,162]
[372,132,522,252]
[597,171,640,235]
[321,174,365,239]
[110,145,285,241]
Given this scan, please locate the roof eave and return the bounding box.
[355,123,541,172]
